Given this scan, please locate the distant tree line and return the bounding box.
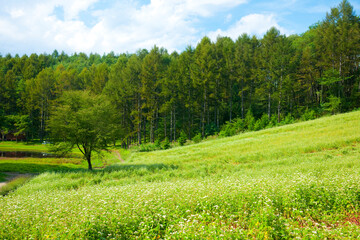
[0,0,359,146]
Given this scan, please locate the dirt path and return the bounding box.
[0,172,33,188]
[112,150,124,162]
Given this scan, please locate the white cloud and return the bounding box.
[225,14,232,23]
[208,13,289,41]
[0,0,250,55]
[9,9,24,18]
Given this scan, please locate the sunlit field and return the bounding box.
[1,111,360,239]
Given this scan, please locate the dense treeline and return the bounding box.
[0,0,359,146]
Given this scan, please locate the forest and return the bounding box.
[0,0,359,146]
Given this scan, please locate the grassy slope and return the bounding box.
[1,111,360,239]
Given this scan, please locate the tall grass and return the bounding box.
[0,176,31,196]
[0,111,360,239]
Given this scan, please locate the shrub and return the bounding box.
[154,139,161,149]
[301,108,316,121]
[192,133,202,143]
[139,143,158,152]
[267,115,278,128]
[161,138,171,150]
[254,114,269,131]
[233,118,245,132]
[322,95,341,114]
[281,113,294,125]
[219,118,245,137]
[178,131,187,146]
[205,123,219,137]
[245,110,255,131]
[219,122,235,137]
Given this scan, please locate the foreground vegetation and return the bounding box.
[0,111,359,239]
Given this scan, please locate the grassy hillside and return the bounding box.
[1,111,360,239]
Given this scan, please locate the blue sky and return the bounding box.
[0,0,359,55]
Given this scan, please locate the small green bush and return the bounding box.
[281,113,294,125]
[205,123,219,137]
[161,138,171,150]
[219,122,235,137]
[301,108,316,121]
[178,131,187,146]
[245,110,255,131]
[192,133,202,143]
[254,114,269,131]
[154,139,161,149]
[219,118,245,137]
[139,143,158,152]
[322,95,341,114]
[267,114,278,128]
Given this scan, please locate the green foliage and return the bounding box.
[154,139,161,149]
[192,133,202,143]
[139,143,160,152]
[47,142,73,157]
[280,113,295,125]
[0,0,359,148]
[204,123,219,137]
[322,95,341,114]
[48,91,116,170]
[178,131,187,146]
[301,108,317,121]
[267,114,278,128]
[161,137,171,150]
[244,109,255,131]
[254,114,269,131]
[219,118,244,137]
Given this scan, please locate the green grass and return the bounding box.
[0,141,49,152]
[1,111,360,239]
[0,176,31,196]
[0,172,6,182]
[0,143,120,173]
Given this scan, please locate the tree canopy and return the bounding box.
[0,0,359,148]
[48,91,115,170]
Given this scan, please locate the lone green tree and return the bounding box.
[48,91,115,170]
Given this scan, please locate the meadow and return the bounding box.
[0,142,120,173]
[0,111,360,239]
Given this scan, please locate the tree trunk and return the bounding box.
[268,91,271,120]
[202,89,206,138]
[278,74,283,123]
[150,117,154,143]
[173,108,176,141]
[164,115,167,140]
[137,95,142,145]
[241,79,244,119]
[170,110,173,141]
[229,80,233,122]
[86,154,93,170]
[143,117,146,144]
